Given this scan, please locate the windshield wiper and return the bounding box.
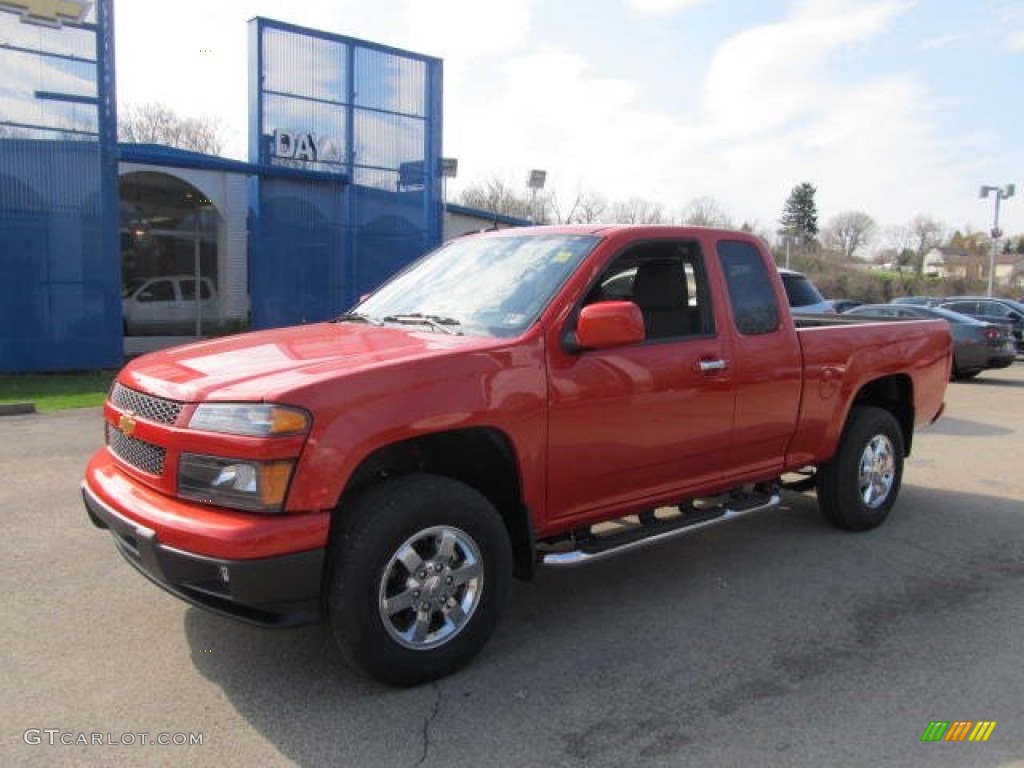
[380,313,462,335]
[333,312,380,325]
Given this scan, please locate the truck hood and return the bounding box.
[119,322,507,403]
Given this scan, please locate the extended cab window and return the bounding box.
[585,241,712,340]
[717,241,780,335]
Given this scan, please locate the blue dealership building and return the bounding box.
[0,1,448,372]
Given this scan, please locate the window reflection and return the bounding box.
[353,110,424,171]
[262,28,347,102]
[354,47,426,115]
[0,41,98,137]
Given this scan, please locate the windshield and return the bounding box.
[351,233,599,337]
[122,279,146,299]
[780,272,825,307]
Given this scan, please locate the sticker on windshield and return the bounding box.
[552,250,574,263]
[504,313,527,325]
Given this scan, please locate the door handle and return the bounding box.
[698,358,729,373]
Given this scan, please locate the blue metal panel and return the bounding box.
[248,18,443,327]
[0,0,120,372]
[251,177,346,327]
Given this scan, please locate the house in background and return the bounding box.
[924,246,1024,289]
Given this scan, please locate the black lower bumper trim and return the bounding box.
[83,483,324,628]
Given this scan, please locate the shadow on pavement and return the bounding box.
[919,416,1014,437]
[183,486,1024,767]
[961,371,1024,388]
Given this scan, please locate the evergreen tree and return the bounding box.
[780,182,819,245]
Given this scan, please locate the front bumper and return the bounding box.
[83,482,325,627]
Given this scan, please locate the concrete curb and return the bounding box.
[0,403,37,417]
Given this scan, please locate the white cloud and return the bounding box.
[447,0,964,232]
[624,0,706,15]
[916,34,962,51]
[404,0,532,60]
[702,0,910,137]
[997,1,1024,50]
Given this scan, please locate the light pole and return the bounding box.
[527,169,547,224]
[979,184,1016,296]
[777,228,794,269]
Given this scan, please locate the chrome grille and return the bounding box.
[109,383,183,425]
[107,424,167,476]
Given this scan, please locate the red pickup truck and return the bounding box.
[83,226,951,686]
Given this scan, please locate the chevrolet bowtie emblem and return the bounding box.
[0,0,92,28]
[119,411,137,437]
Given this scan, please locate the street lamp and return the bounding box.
[527,169,547,224]
[979,184,1016,296]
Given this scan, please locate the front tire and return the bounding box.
[817,405,904,531]
[327,475,513,686]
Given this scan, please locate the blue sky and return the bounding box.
[114,0,1024,246]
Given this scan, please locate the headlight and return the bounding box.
[178,453,295,513]
[188,403,310,437]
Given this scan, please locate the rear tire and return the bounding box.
[327,474,513,686]
[817,406,904,531]
[953,369,980,381]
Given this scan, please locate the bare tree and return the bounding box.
[574,189,608,224]
[610,197,666,225]
[908,214,946,276]
[548,185,608,224]
[119,102,227,155]
[822,211,877,260]
[457,174,533,221]
[680,196,734,228]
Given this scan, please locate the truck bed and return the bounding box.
[786,316,951,468]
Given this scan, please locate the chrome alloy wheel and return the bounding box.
[858,434,896,509]
[378,526,483,650]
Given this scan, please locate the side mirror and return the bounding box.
[575,301,645,350]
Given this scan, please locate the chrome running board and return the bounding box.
[541,493,780,567]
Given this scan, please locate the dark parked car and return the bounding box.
[891,296,943,307]
[779,268,835,314]
[938,297,1024,354]
[846,304,1017,379]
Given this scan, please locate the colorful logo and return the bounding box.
[921,721,997,743]
[0,0,92,28]
[118,411,137,437]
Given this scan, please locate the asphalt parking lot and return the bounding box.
[3,365,1023,767]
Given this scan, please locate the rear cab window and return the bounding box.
[717,241,781,335]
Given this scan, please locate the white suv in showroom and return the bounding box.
[122,275,219,335]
